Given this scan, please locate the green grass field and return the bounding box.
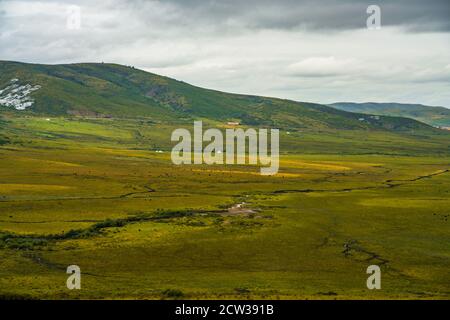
[0,115,449,299]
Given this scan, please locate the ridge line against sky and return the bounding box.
[0,0,449,107]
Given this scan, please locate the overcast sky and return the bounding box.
[1,0,449,107]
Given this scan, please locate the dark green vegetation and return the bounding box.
[330,102,450,127]
[0,62,449,299]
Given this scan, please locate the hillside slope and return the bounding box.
[329,102,450,127]
[0,61,436,132]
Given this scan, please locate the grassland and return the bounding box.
[0,115,449,300]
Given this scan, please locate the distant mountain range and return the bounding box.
[0,61,437,132]
[329,102,450,128]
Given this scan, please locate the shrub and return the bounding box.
[162,289,184,298]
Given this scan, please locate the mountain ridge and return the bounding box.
[329,102,450,128]
[0,60,438,132]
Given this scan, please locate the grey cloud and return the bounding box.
[19,0,448,33]
[160,0,450,32]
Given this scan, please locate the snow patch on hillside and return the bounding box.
[0,79,41,110]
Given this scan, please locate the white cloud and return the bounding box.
[287,57,361,77]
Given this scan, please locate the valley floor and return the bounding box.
[0,144,449,299]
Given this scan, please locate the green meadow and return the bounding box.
[0,115,449,299]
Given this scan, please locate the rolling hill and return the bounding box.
[329,102,450,128]
[1,62,450,300]
[0,61,436,132]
